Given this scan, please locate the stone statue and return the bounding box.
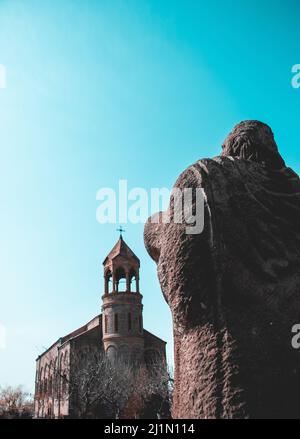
[144,120,300,419]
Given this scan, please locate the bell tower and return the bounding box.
[101,232,144,363]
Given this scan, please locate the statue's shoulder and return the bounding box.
[173,156,238,189]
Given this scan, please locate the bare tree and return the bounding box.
[134,360,173,418]
[67,349,172,418]
[67,349,137,418]
[36,345,173,419]
[0,385,33,419]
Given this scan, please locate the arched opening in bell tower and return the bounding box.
[115,267,126,292]
[129,268,139,293]
[105,269,112,294]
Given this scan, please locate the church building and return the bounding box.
[34,235,166,418]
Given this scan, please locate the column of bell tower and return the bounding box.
[101,235,144,363]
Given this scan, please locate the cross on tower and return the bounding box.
[117,226,125,238]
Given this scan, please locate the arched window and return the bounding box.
[49,377,53,395]
[60,352,65,370]
[61,351,68,371]
[39,377,43,395]
[53,358,58,396]
[48,361,53,396]
[62,374,67,395]
[59,352,68,396]
[104,314,108,333]
[106,345,117,363]
[39,367,43,393]
[128,313,132,331]
[44,364,49,394]
[114,313,119,332]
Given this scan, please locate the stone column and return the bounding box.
[126,271,130,292]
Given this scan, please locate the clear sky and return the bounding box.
[0,0,300,394]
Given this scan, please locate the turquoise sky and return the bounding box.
[0,0,299,393]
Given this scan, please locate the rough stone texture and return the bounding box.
[144,120,300,419]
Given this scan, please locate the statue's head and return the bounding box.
[221,120,285,168]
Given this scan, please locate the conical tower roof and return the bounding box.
[103,236,140,266]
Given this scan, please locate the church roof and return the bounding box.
[103,236,140,265]
[35,315,102,360]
